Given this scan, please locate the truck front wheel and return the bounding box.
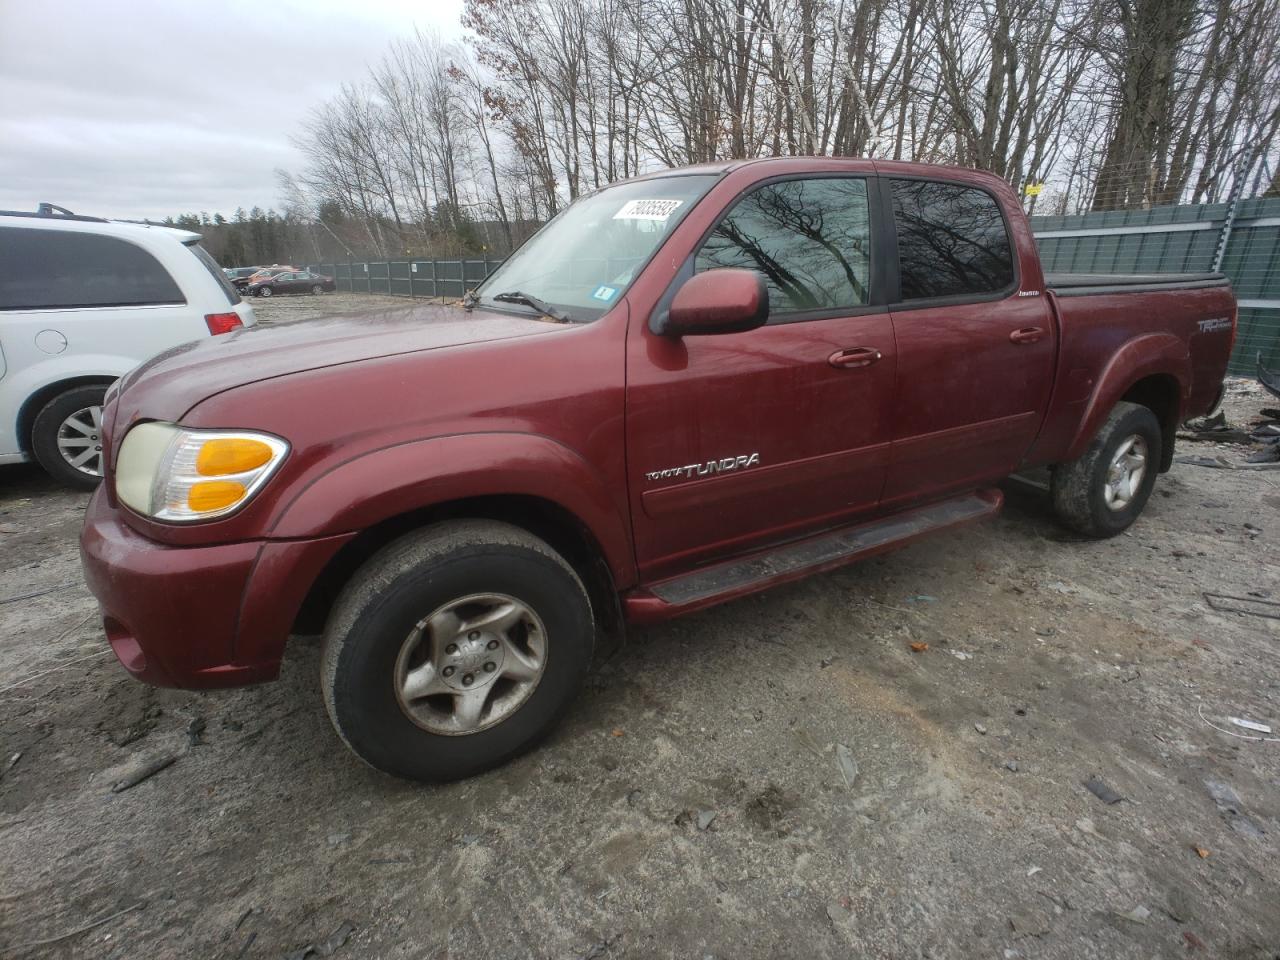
[320,520,595,782]
[1050,400,1162,538]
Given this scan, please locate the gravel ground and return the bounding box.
[248,291,429,324]
[1,340,1278,958]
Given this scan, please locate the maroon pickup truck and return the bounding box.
[79,158,1236,781]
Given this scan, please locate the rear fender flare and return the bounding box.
[268,432,636,585]
[1064,333,1188,462]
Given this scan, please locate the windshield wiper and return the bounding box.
[489,290,574,323]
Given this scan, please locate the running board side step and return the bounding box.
[623,489,1002,624]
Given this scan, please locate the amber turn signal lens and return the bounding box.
[187,480,247,512]
[196,438,274,476]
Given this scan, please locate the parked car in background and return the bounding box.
[246,270,335,297]
[0,204,256,488]
[224,266,263,291]
[78,158,1235,782]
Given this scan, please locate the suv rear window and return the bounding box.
[0,226,186,310]
[185,241,241,305]
[890,180,1014,300]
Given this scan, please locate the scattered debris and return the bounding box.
[906,594,937,604]
[1183,930,1207,950]
[1026,866,1042,877]
[834,744,859,788]
[1203,593,1280,620]
[111,752,179,793]
[610,728,624,737]
[1115,905,1150,925]
[283,921,357,960]
[10,901,145,951]
[1004,760,1019,772]
[0,581,78,605]
[909,642,928,653]
[1204,779,1267,838]
[1165,887,1195,923]
[695,810,717,831]
[1229,717,1272,734]
[1198,704,1280,742]
[1083,777,1123,805]
[186,717,207,747]
[1,751,20,781]
[974,722,988,735]
[792,728,825,758]
[1075,817,1104,840]
[577,935,617,959]
[949,649,973,660]
[1007,904,1052,937]
[826,900,853,926]
[1175,454,1280,471]
[1193,845,1210,859]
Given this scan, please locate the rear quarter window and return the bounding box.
[0,226,186,310]
[185,242,241,305]
[890,180,1015,301]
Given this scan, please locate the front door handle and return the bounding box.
[829,347,882,369]
[1009,327,1045,345]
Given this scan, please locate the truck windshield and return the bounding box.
[475,174,720,322]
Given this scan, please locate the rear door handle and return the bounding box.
[828,347,882,369]
[1009,327,1045,345]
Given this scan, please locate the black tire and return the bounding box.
[321,520,595,782]
[310,284,323,295]
[257,285,273,297]
[31,384,109,490]
[1051,400,1162,538]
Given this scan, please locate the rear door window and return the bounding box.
[889,180,1014,300]
[695,177,872,318]
[0,227,185,310]
[185,241,241,305]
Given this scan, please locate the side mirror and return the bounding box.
[659,268,769,336]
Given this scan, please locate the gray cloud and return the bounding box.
[0,0,462,220]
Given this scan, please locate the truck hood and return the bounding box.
[115,302,563,421]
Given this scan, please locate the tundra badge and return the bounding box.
[646,453,761,482]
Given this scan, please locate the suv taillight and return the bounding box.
[205,312,243,335]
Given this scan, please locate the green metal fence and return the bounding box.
[307,258,505,300]
[312,200,1279,375]
[1030,198,1280,375]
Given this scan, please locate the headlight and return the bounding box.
[115,422,289,522]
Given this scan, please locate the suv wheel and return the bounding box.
[257,286,273,298]
[1051,400,1161,538]
[321,520,595,782]
[31,385,109,489]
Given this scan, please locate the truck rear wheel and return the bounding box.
[1050,400,1161,538]
[320,520,594,782]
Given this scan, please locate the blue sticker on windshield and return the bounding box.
[591,285,618,302]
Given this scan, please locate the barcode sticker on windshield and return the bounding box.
[613,199,683,221]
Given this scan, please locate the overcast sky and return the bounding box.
[0,0,464,221]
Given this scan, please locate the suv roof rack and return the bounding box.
[0,202,109,224]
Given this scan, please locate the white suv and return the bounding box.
[0,206,257,488]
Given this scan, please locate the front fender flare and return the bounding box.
[268,432,636,585]
[1064,333,1188,462]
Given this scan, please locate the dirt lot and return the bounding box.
[2,299,1278,959]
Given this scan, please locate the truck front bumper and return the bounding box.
[79,487,353,689]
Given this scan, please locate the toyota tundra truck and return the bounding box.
[79,158,1236,782]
